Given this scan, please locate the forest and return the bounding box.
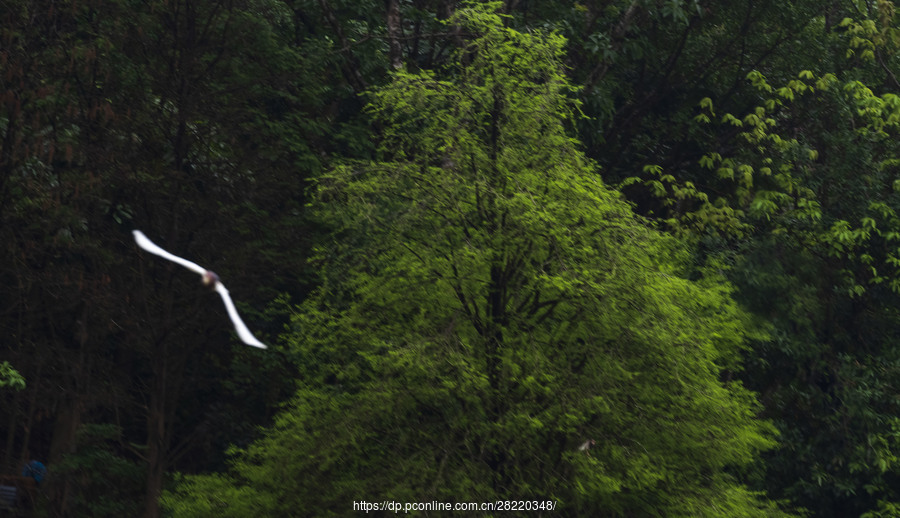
[3,0,900,516]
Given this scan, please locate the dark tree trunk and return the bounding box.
[47,395,83,517]
[143,386,167,518]
[386,0,403,70]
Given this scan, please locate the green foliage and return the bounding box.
[0,361,24,391]
[489,2,900,515]
[161,472,268,517]
[663,9,900,511]
[164,5,786,516]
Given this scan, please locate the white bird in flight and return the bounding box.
[133,230,267,349]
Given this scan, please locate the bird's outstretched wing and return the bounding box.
[214,283,267,348]
[133,229,268,349]
[133,230,207,276]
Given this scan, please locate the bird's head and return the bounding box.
[202,270,220,288]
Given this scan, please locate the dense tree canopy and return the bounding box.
[163,5,784,516]
[4,0,900,516]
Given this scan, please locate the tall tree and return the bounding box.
[163,4,787,516]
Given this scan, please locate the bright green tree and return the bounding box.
[164,4,788,516]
